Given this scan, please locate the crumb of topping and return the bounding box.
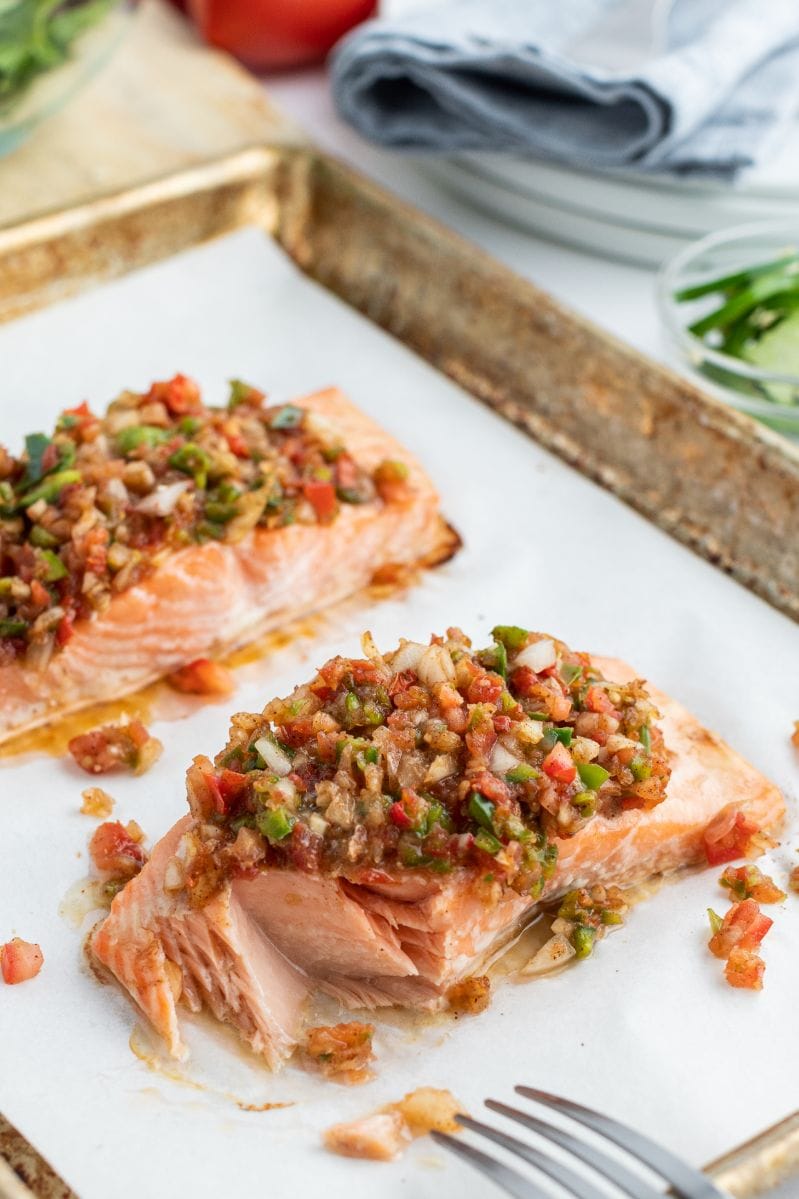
[792,721,799,750]
[89,819,148,883]
[167,658,235,697]
[392,1088,463,1135]
[521,931,577,976]
[304,1021,375,1083]
[68,720,162,776]
[725,946,765,991]
[719,865,786,904]
[325,1111,411,1161]
[1,938,43,985]
[551,884,628,961]
[446,975,491,1016]
[324,1088,463,1161]
[80,787,115,818]
[707,899,772,990]
[790,865,799,894]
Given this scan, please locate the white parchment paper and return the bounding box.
[1,228,797,1199]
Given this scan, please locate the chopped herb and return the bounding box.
[116,425,171,455]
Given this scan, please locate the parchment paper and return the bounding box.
[1,228,797,1199]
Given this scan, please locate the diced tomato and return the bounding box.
[467,672,503,705]
[335,454,359,492]
[470,769,512,806]
[83,526,109,577]
[200,770,227,816]
[89,821,147,879]
[725,946,765,991]
[62,400,97,437]
[315,657,349,692]
[350,659,380,684]
[303,479,337,523]
[373,459,413,504]
[542,741,577,784]
[167,658,235,696]
[389,802,413,829]
[56,612,75,646]
[720,865,786,904]
[436,682,463,710]
[29,579,50,608]
[465,712,497,760]
[159,373,202,415]
[585,687,618,716]
[509,665,539,698]
[222,420,250,458]
[1,938,44,985]
[388,670,416,697]
[708,899,773,959]
[703,806,762,866]
[493,714,512,733]
[217,769,249,806]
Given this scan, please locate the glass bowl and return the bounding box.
[658,221,799,436]
[0,0,138,157]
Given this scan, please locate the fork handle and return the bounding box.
[706,1110,799,1198]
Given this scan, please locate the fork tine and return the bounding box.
[457,1114,608,1199]
[429,1131,550,1199]
[486,1099,665,1199]
[516,1087,727,1199]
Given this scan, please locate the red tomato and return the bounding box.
[708,899,773,960]
[303,479,337,523]
[703,806,761,866]
[186,0,378,70]
[725,946,765,990]
[585,687,618,716]
[542,741,577,784]
[389,801,412,830]
[89,821,147,878]
[1,938,44,985]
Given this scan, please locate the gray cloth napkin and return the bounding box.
[331,0,799,176]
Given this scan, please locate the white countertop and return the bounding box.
[265,67,662,364]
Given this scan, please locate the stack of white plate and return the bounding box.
[422,115,799,267]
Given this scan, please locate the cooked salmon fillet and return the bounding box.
[0,387,456,744]
[91,639,784,1067]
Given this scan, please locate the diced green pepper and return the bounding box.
[179,416,202,436]
[270,404,303,430]
[600,909,624,926]
[474,829,501,855]
[630,757,652,782]
[640,724,651,753]
[40,549,67,581]
[18,469,81,509]
[707,908,723,935]
[561,662,583,686]
[0,619,27,637]
[204,500,238,523]
[361,700,385,726]
[228,379,261,410]
[558,890,581,920]
[493,639,508,678]
[29,525,58,548]
[22,432,53,486]
[169,443,211,489]
[572,925,596,959]
[572,791,596,816]
[491,625,529,651]
[363,745,379,765]
[468,791,496,831]
[345,691,360,714]
[505,763,540,784]
[337,487,367,504]
[577,762,610,790]
[116,425,171,455]
[552,727,573,747]
[256,807,294,842]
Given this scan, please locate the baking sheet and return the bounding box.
[0,226,797,1199]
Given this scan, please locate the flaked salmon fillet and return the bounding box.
[0,388,456,744]
[91,652,784,1066]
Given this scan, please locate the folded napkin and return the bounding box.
[331,0,799,176]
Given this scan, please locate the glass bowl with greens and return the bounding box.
[658,222,799,436]
[0,0,137,156]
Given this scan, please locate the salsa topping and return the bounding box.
[707,898,773,992]
[0,376,404,667]
[80,787,115,819]
[304,1022,375,1084]
[179,626,670,899]
[719,865,786,904]
[68,720,162,776]
[89,820,148,882]
[702,804,775,866]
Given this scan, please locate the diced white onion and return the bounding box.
[514,638,556,673]
[515,719,545,746]
[489,742,522,774]
[390,640,426,674]
[104,477,129,505]
[253,735,292,777]
[360,630,384,665]
[424,753,458,785]
[136,480,191,517]
[605,734,638,754]
[520,933,576,977]
[308,813,329,837]
[273,776,297,804]
[416,644,456,687]
[163,857,185,893]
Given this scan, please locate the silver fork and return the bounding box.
[431,1085,728,1199]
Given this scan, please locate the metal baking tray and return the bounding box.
[0,143,797,1198]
